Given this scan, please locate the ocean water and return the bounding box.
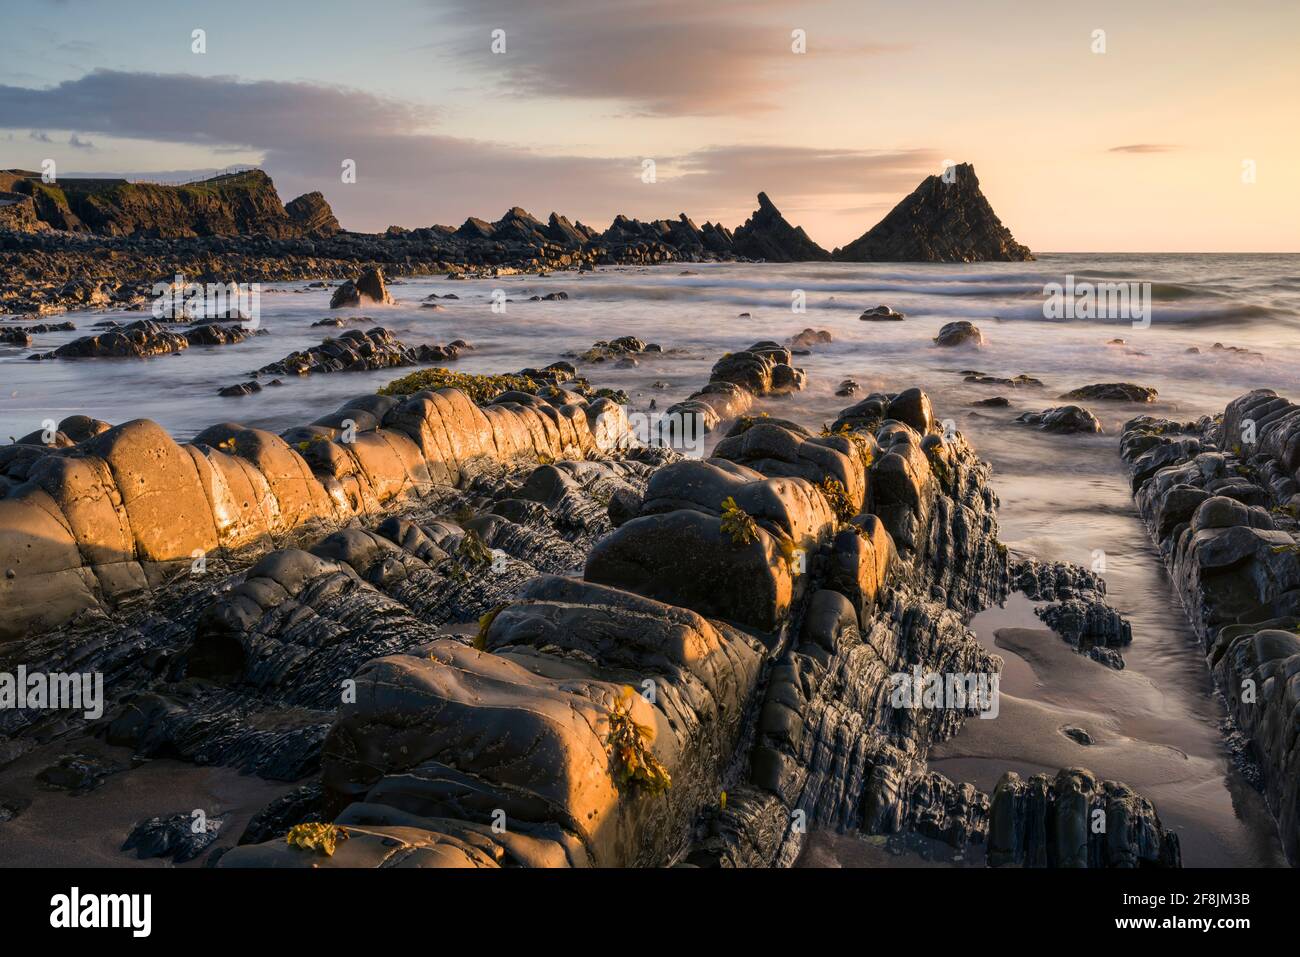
[4,253,1299,866]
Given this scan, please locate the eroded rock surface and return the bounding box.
[1120,388,1300,863]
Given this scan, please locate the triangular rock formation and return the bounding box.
[833,164,1032,262]
[731,193,830,262]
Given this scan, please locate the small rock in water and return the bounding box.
[1059,382,1157,403]
[786,328,832,349]
[859,305,904,321]
[1061,726,1093,746]
[1015,405,1102,434]
[973,396,1010,407]
[933,320,984,347]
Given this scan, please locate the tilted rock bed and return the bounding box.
[1120,388,1300,864]
[0,378,633,643]
[208,384,1176,869]
[0,351,1179,867]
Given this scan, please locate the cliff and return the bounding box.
[0,169,341,238]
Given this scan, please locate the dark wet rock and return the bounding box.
[1038,596,1132,650]
[973,396,1010,407]
[249,327,461,382]
[569,336,664,363]
[730,192,830,262]
[860,305,904,321]
[1015,405,1103,434]
[1120,389,1300,862]
[964,371,1044,388]
[238,783,327,845]
[836,379,860,397]
[933,320,983,347]
[329,267,394,308]
[218,380,262,397]
[36,753,126,794]
[30,319,189,359]
[1087,646,1125,669]
[182,323,263,348]
[833,163,1033,263]
[122,811,224,863]
[1010,557,1130,665]
[1061,383,1158,403]
[987,768,1179,867]
[1061,726,1093,746]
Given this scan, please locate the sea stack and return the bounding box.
[731,192,831,262]
[833,163,1033,262]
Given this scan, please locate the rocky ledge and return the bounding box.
[1119,388,1300,863]
[0,356,1178,868]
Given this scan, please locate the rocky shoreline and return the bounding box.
[1120,390,1300,864]
[1,163,1033,318]
[0,343,1182,867]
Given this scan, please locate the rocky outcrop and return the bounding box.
[833,163,1033,263]
[1120,389,1300,863]
[0,192,49,234]
[217,385,1059,870]
[730,193,830,263]
[0,169,339,238]
[1062,383,1157,403]
[1015,406,1103,434]
[0,381,633,643]
[987,768,1180,867]
[27,319,259,360]
[248,327,458,382]
[329,267,393,308]
[285,192,341,236]
[663,341,807,440]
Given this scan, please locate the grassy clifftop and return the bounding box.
[0,168,340,238]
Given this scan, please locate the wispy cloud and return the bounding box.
[1108,143,1182,154]
[430,0,905,116]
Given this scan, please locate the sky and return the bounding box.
[1,0,1297,251]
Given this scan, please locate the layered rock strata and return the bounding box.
[1120,389,1300,863]
[0,382,630,643]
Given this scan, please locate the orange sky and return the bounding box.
[2,0,1297,250]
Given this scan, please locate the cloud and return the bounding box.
[1108,143,1182,154]
[67,132,94,150]
[0,69,932,244]
[0,70,432,149]
[430,0,905,115]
